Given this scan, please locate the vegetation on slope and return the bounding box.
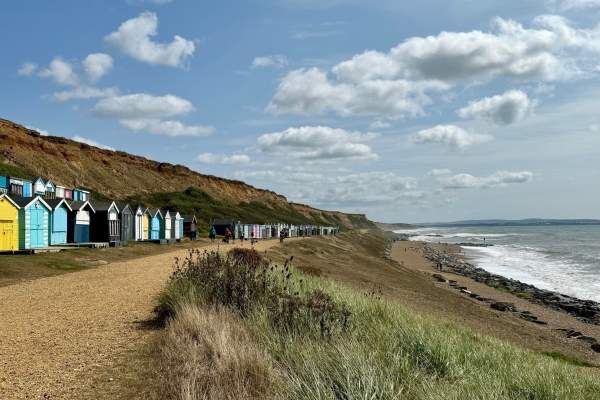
[152,246,600,400]
[127,187,368,234]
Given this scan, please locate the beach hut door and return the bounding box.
[0,221,14,249]
[30,205,45,248]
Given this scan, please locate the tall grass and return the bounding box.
[155,249,600,400]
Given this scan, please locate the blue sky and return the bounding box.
[3,0,600,223]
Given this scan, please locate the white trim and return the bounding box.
[0,193,21,209]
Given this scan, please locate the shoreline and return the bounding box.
[423,243,600,326]
[389,238,600,359]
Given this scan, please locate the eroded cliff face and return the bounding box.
[0,118,373,228]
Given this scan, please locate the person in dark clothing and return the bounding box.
[209,226,216,243]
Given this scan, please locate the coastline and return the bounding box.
[389,239,600,361]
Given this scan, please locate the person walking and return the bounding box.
[209,226,216,243]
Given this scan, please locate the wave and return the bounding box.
[466,245,600,302]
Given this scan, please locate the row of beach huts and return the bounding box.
[0,175,339,252]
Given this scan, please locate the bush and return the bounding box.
[156,248,351,338]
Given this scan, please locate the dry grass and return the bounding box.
[153,302,279,400]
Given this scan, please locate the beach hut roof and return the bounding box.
[0,193,21,209]
[151,208,163,218]
[11,195,52,211]
[45,198,73,212]
[70,200,96,213]
[162,209,171,217]
[91,201,119,213]
[183,214,197,223]
[115,202,133,213]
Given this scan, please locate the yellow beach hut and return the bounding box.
[143,208,151,240]
[0,194,20,251]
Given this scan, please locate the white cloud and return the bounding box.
[53,86,119,102]
[457,90,533,125]
[550,0,600,10]
[38,57,79,86]
[268,67,447,117]
[18,62,37,76]
[257,126,378,160]
[234,169,419,207]
[427,168,452,177]
[269,15,600,118]
[412,125,491,150]
[92,93,212,137]
[83,53,114,81]
[252,55,288,69]
[92,93,194,119]
[196,153,250,164]
[369,120,392,129]
[439,170,533,189]
[120,119,214,137]
[22,56,115,101]
[25,125,50,136]
[72,136,115,151]
[105,11,195,67]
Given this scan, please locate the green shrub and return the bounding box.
[156,249,351,338]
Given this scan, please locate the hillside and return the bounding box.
[0,118,374,229]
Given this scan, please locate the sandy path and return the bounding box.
[0,239,295,399]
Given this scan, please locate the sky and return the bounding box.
[2,0,600,223]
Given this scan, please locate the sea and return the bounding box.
[394,225,600,302]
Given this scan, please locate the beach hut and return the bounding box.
[212,219,240,238]
[55,185,66,199]
[117,202,135,242]
[46,198,72,245]
[68,201,95,243]
[12,196,51,249]
[73,189,90,202]
[33,178,46,196]
[183,215,197,240]
[89,201,120,243]
[241,224,250,240]
[170,211,183,240]
[9,178,33,198]
[163,210,172,239]
[143,208,151,240]
[251,224,260,240]
[64,188,73,200]
[150,209,163,240]
[0,176,8,194]
[134,206,145,241]
[44,180,56,200]
[0,194,20,251]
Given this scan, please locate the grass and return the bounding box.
[153,247,600,400]
[0,161,36,180]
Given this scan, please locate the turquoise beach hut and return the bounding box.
[46,198,72,245]
[150,209,163,240]
[13,196,52,249]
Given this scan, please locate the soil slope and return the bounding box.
[0,118,371,228]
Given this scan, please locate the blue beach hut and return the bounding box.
[46,198,72,245]
[150,209,163,240]
[12,196,52,249]
[68,201,95,243]
[0,176,8,194]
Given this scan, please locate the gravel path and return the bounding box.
[0,239,290,399]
